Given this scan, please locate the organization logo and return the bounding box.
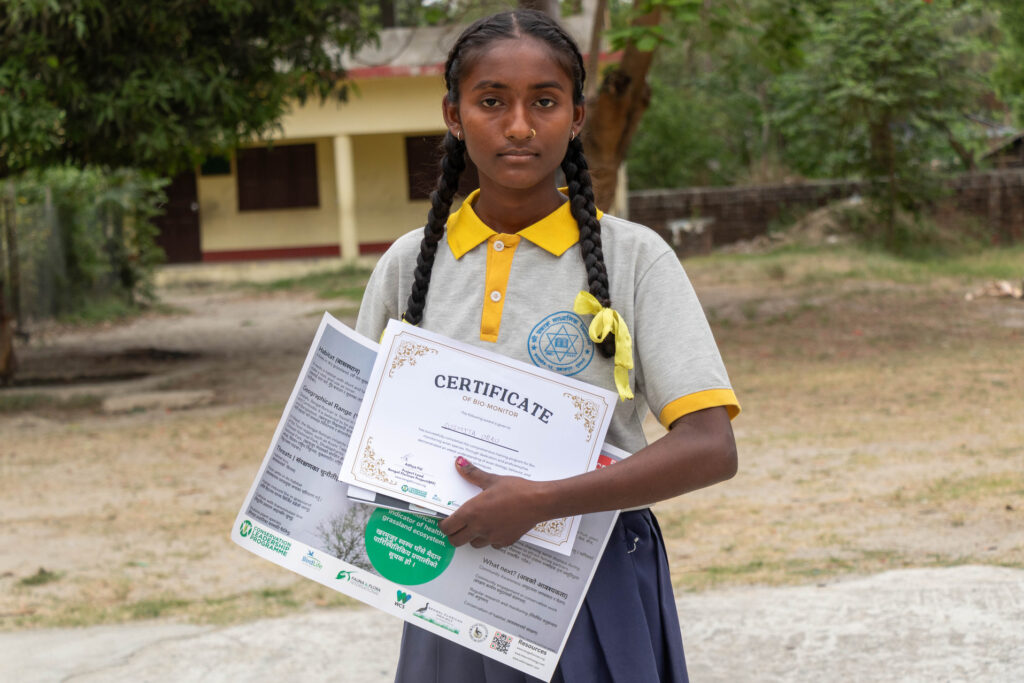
[527,311,594,376]
[300,550,323,570]
[243,523,291,557]
[400,484,428,498]
[468,623,489,643]
[395,590,413,608]
[348,575,381,596]
[413,602,460,635]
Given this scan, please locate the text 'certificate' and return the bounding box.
[339,320,616,555]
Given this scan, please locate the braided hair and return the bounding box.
[403,9,616,359]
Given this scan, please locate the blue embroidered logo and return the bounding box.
[528,311,594,376]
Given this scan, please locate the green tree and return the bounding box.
[626,0,813,189]
[991,0,1024,124]
[0,0,378,178]
[772,0,983,242]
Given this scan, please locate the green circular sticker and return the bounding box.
[364,509,454,585]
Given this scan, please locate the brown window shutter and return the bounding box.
[237,143,320,211]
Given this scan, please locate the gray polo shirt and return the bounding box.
[356,189,739,456]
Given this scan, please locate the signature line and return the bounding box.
[441,426,519,453]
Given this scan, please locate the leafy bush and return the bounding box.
[835,201,989,259]
[4,167,167,321]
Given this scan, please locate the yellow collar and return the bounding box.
[446,188,603,259]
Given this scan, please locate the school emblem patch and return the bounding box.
[527,311,594,376]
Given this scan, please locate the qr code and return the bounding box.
[490,631,512,655]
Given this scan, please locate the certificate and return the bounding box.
[339,320,616,555]
[231,312,626,681]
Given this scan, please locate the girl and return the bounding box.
[356,9,740,682]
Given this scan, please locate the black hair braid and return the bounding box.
[402,132,467,326]
[562,137,616,359]
[404,8,614,362]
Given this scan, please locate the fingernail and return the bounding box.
[456,456,468,468]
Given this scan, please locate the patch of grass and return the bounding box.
[0,393,101,414]
[921,473,1024,503]
[130,598,190,620]
[2,580,361,631]
[739,300,761,322]
[314,306,360,320]
[18,567,63,586]
[0,393,50,412]
[889,473,1024,507]
[253,265,372,300]
[762,262,787,282]
[690,243,1024,287]
[320,284,369,301]
[56,294,163,326]
[676,549,917,592]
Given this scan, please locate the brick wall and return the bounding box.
[628,170,1024,255]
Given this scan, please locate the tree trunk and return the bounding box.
[0,188,16,385]
[378,0,396,28]
[3,182,21,331]
[585,0,609,101]
[868,116,897,242]
[945,129,976,172]
[581,5,662,211]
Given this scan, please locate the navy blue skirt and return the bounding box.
[394,509,689,683]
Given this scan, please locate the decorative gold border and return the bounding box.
[388,340,438,377]
[357,437,396,485]
[562,393,599,442]
[532,518,568,538]
[352,327,613,526]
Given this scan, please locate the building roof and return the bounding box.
[982,130,1024,160]
[341,10,600,80]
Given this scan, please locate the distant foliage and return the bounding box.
[627,0,1001,198]
[772,0,983,242]
[627,0,819,189]
[9,168,167,320]
[0,0,377,178]
[991,0,1024,124]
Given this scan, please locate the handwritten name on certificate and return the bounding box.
[339,320,616,555]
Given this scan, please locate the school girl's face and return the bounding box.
[443,36,584,197]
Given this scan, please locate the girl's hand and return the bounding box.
[438,457,547,549]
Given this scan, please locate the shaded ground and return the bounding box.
[1,246,1022,631]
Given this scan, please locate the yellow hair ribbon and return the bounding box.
[573,291,634,401]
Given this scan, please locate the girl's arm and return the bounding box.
[439,405,737,548]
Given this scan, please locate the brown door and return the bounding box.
[154,172,201,263]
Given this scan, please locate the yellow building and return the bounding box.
[154,13,604,265]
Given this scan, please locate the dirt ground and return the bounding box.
[1,248,1022,630]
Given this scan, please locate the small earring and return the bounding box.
[570,129,576,141]
[455,130,462,142]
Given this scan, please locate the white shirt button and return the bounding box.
[490,290,502,302]
[493,241,505,252]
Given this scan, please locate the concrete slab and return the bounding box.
[0,623,210,683]
[2,566,1021,683]
[680,565,1024,682]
